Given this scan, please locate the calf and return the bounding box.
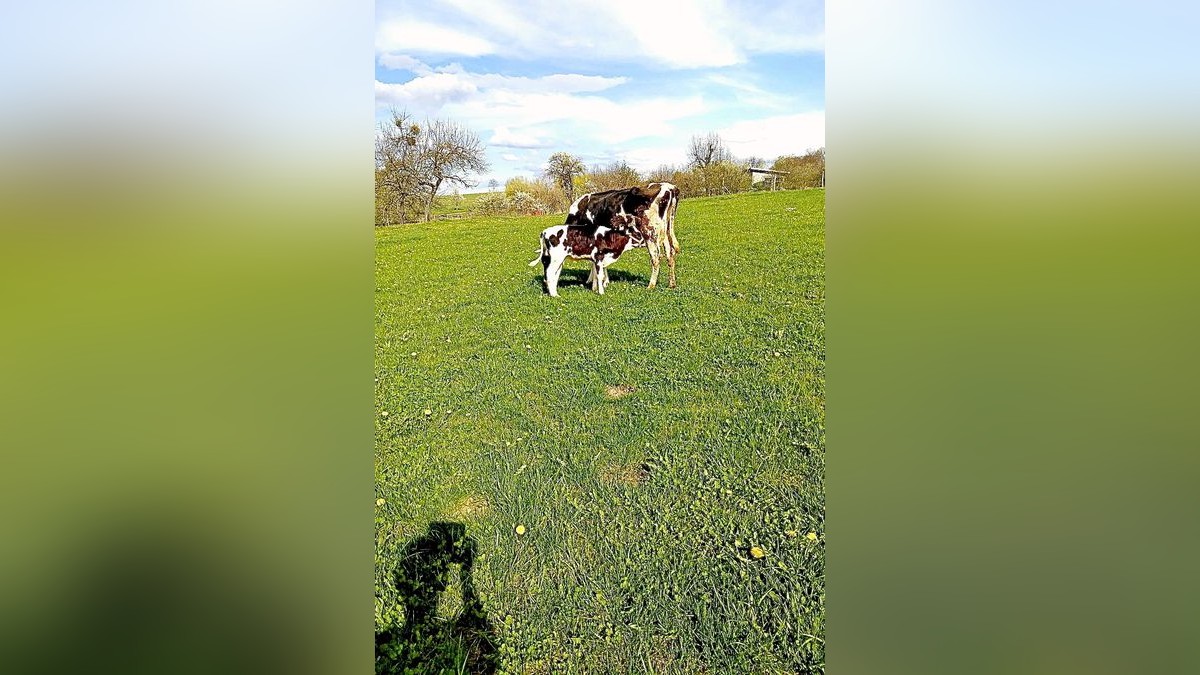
[528,216,645,297]
[567,182,680,288]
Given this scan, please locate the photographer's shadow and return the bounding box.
[375,522,498,674]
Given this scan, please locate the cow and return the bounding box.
[528,215,646,297]
[566,182,680,289]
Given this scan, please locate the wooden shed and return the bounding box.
[747,167,789,191]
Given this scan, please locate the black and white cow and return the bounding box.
[528,214,646,297]
[566,182,680,288]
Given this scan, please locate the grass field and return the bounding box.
[375,189,825,674]
[430,191,497,219]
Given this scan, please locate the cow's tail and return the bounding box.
[528,238,545,267]
[666,192,681,253]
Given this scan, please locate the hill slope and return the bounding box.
[375,189,826,673]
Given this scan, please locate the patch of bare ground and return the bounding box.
[604,384,636,399]
[447,495,490,521]
[599,462,650,487]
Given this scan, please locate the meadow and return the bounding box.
[430,190,496,219]
[375,189,825,673]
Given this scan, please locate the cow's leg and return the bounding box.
[646,241,661,289]
[666,214,680,253]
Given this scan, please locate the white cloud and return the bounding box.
[377,53,430,73]
[717,112,825,160]
[376,59,629,113]
[453,93,708,145]
[490,127,552,149]
[376,58,700,148]
[704,73,791,111]
[501,152,520,161]
[618,145,692,172]
[514,73,629,93]
[374,75,477,109]
[464,72,628,95]
[378,58,627,92]
[605,0,741,68]
[375,20,494,57]
[725,2,825,54]
[377,0,822,70]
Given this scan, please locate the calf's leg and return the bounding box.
[545,252,566,297]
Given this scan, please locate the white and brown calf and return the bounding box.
[566,182,680,288]
[528,218,645,297]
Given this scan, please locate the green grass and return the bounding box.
[430,191,497,218]
[376,189,825,674]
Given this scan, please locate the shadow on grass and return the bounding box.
[375,522,498,675]
[527,267,649,291]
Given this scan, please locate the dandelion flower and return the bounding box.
[806,531,818,541]
[423,409,432,416]
[380,411,389,417]
[785,530,798,538]
[375,498,385,506]
[515,524,526,536]
[750,546,766,559]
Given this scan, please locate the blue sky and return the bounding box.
[376,0,824,191]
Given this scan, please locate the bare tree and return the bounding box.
[375,110,424,225]
[543,152,586,203]
[687,132,733,169]
[414,119,489,223]
[687,132,733,196]
[374,110,490,225]
[488,178,499,192]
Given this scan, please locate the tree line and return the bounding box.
[376,109,824,225]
